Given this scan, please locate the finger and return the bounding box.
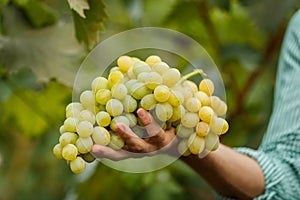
[114,123,140,140]
[92,144,129,161]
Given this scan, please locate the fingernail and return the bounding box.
[139,109,146,119]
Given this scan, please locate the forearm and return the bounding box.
[180,144,265,199]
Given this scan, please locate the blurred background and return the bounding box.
[0,0,299,199]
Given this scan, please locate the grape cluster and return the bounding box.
[52,55,229,174]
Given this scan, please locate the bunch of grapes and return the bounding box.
[52,55,229,174]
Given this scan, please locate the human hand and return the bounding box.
[92,108,178,161]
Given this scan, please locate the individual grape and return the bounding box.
[106,99,123,117]
[59,125,65,134]
[210,117,229,135]
[168,90,184,107]
[209,96,227,116]
[109,133,125,150]
[198,106,214,123]
[52,143,63,159]
[70,157,86,174]
[176,123,194,138]
[181,87,194,104]
[91,77,108,93]
[181,112,199,128]
[199,78,214,96]
[79,109,95,124]
[145,55,162,66]
[127,66,136,79]
[66,102,84,113]
[130,82,152,100]
[169,105,185,122]
[185,97,201,113]
[196,121,210,137]
[117,55,134,72]
[178,139,191,156]
[162,68,181,87]
[95,89,111,105]
[76,136,93,154]
[155,102,173,122]
[153,85,170,102]
[80,90,96,112]
[92,126,111,146]
[108,70,124,84]
[110,116,130,131]
[62,144,78,161]
[145,71,163,89]
[111,83,128,100]
[76,121,94,138]
[124,113,137,127]
[205,132,219,151]
[110,66,120,72]
[59,132,78,147]
[188,133,205,155]
[66,108,81,118]
[96,111,111,127]
[122,95,137,113]
[132,61,151,76]
[182,80,198,94]
[125,79,138,93]
[195,91,210,106]
[152,62,170,75]
[81,152,96,163]
[64,117,78,132]
[140,94,157,110]
[137,72,149,83]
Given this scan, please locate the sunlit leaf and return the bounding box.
[67,0,90,18]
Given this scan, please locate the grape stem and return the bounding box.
[177,69,207,85]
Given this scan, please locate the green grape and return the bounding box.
[199,106,214,123]
[76,121,94,138]
[155,102,173,122]
[185,97,201,113]
[196,121,210,136]
[132,61,151,76]
[130,82,152,100]
[59,125,65,134]
[95,111,111,127]
[66,102,83,113]
[137,72,149,83]
[168,90,184,107]
[52,143,63,159]
[152,62,169,75]
[66,108,81,119]
[181,112,199,128]
[110,66,120,72]
[108,70,124,84]
[109,133,125,150]
[111,83,128,100]
[210,117,229,135]
[92,126,111,146]
[140,94,157,110]
[76,136,93,154]
[59,132,78,147]
[95,89,111,105]
[64,117,78,133]
[195,91,210,106]
[122,95,137,113]
[117,55,134,72]
[182,80,198,94]
[124,113,137,127]
[176,123,194,138]
[81,152,96,163]
[188,133,205,155]
[181,87,194,104]
[80,90,96,112]
[79,109,95,124]
[199,78,214,96]
[127,66,136,79]
[110,116,130,131]
[125,79,138,93]
[178,139,191,156]
[209,96,227,116]
[145,71,162,89]
[153,85,170,102]
[205,132,219,151]
[91,77,108,93]
[62,144,78,161]
[162,68,180,87]
[169,105,185,122]
[145,55,162,66]
[70,156,86,174]
[106,99,123,117]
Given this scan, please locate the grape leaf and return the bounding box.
[72,0,108,49]
[67,0,90,18]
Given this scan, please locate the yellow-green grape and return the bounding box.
[106,99,123,117]
[109,133,125,150]
[62,144,78,161]
[153,85,170,102]
[122,95,137,113]
[81,152,96,163]
[210,117,229,135]
[145,55,162,66]
[181,87,194,104]
[155,102,173,122]
[125,79,138,93]
[131,57,141,63]
[195,91,210,106]
[91,77,108,93]
[95,111,111,127]
[59,132,78,147]
[64,117,78,132]
[137,72,149,83]
[178,139,191,156]
[140,94,157,110]
[95,89,111,105]
[110,66,120,72]
[168,90,184,107]
[124,113,137,127]
[152,62,170,75]
[70,157,86,174]
[110,116,130,131]
[185,97,201,113]
[162,68,181,87]
[199,78,214,96]
[92,126,111,146]
[181,112,199,128]
[66,108,81,118]
[76,121,94,138]
[209,96,227,116]
[198,106,214,123]
[66,102,83,118]
[80,90,96,112]
[132,61,151,76]
[108,70,124,85]
[169,105,185,122]
[130,82,151,100]
[176,123,194,138]
[188,133,205,155]
[117,55,134,72]
[52,143,63,159]
[182,80,198,94]
[111,83,127,100]
[59,125,65,134]
[76,136,93,154]
[127,66,136,79]
[79,109,95,124]
[196,121,210,137]
[205,132,219,151]
[145,71,163,89]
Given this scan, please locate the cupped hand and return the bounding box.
[92,108,178,161]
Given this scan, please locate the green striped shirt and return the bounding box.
[217,10,300,200]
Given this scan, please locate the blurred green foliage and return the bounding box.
[0,0,299,199]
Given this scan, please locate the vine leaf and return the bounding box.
[67,0,90,18]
